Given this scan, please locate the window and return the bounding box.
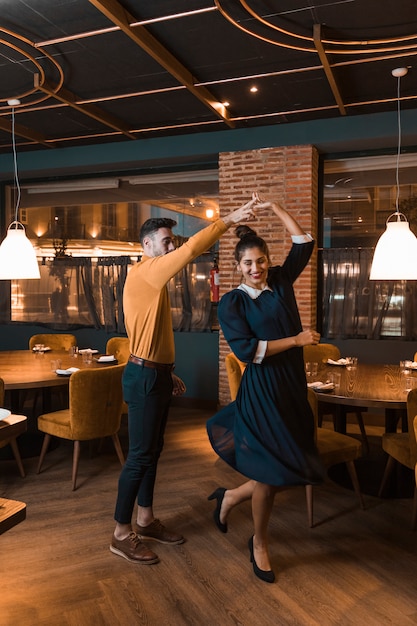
[322,153,417,339]
[1,169,220,331]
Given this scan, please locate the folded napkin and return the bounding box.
[327,358,348,366]
[97,355,116,362]
[404,360,417,369]
[307,381,335,391]
[55,367,80,375]
[316,382,336,391]
[78,348,99,354]
[32,346,51,352]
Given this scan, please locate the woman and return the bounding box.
[207,197,324,583]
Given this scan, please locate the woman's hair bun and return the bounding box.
[235,225,257,239]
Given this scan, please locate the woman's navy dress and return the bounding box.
[207,241,324,487]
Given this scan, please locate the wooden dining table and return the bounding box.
[0,349,114,413]
[313,362,414,433]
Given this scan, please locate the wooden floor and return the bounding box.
[1,407,417,626]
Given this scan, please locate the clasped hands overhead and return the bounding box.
[238,192,279,222]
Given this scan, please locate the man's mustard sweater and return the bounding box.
[123,219,228,364]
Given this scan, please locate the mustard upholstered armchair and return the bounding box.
[0,378,26,478]
[106,337,130,415]
[29,333,77,351]
[225,352,246,401]
[303,343,340,364]
[106,336,130,364]
[37,364,125,490]
[303,343,369,454]
[224,352,364,527]
[378,388,417,530]
[27,334,77,413]
[306,388,364,527]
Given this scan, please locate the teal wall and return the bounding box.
[1,109,417,182]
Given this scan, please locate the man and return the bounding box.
[110,195,259,564]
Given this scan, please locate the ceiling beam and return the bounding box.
[313,24,346,116]
[0,117,54,148]
[88,0,234,128]
[34,74,136,140]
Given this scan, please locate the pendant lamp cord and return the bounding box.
[11,106,21,222]
[395,75,401,215]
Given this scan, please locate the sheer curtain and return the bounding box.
[322,248,417,339]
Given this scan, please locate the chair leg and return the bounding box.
[9,438,25,478]
[346,461,365,509]
[37,434,52,473]
[378,455,396,498]
[112,433,125,466]
[72,441,81,491]
[354,410,369,455]
[305,484,313,528]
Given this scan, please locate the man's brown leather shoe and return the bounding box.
[135,518,184,545]
[110,532,159,564]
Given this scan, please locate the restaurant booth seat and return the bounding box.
[106,337,130,415]
[225,352,365,527]
[303,343,369,454]
[378,388,417,530]
[0,378,26,478]
[28,333,77,351]
[37,364,125,490]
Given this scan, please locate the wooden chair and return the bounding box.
[29,333,77,351]
[225,352,364,527]
[0,378,26,478]
[37,364,125,490]
[303,343,369,454]
[106,337,130,414]
[378,388,417,530]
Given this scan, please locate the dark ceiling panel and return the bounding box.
[0,0,415,153]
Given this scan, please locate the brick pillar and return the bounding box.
[218,145,319,406]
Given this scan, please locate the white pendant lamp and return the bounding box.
[369,68,417,281]
[0,100,40,280]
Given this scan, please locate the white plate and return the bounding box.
[326,358,348,366]
[0,408,12,421]
[96,355,116,363]
[78,348,99,354]
[56,367,80,376]
[32,346,51,352]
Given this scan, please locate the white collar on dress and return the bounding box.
[237,283,272,300]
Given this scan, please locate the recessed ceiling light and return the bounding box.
[222,101,230,107]
[250,86,258,93]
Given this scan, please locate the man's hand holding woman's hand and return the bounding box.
[223,192,259,226]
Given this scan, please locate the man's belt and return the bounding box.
[129,354,174,372]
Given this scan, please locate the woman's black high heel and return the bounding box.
[207,487,228,533]
[248,536,275,583]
